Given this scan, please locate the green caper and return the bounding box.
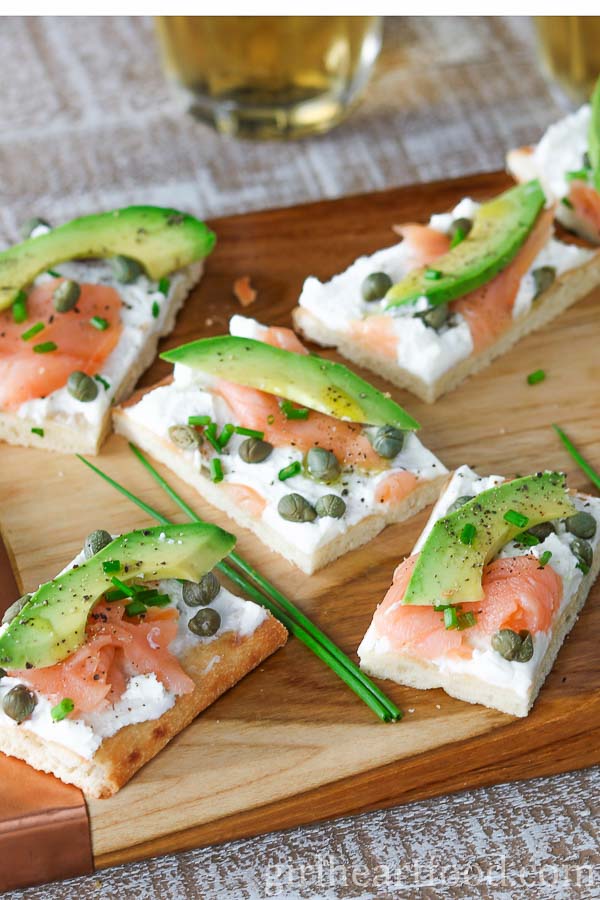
[416,303,449,330]
[168,424,202,451]
[239,437,273,464]
[67,371,99,403]
[84,529,113,559]
[21,217,50,239]
[449,217,473,242]
[53,279,81,313]
[491,628,534,662]
[525,521,555,542]
[532,266,556,300]
[277,493,317,523]
[110,255,145,284]
[564,511,597,539]
[182,572,220,607]
[361,272,392,303]
[446,495,475,515]
[570,538,593,572]
[188,607,221,637]
[2,684,37,723]
[372,425,405,459]
[583,151,591,169]
[306,447,340,483]
[1,594,31,626]
[315,494,346,519]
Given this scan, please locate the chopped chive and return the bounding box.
[144,593,171,607]
[434,603,460,612]
[158,277,170,296]
[151,301,160,319]
[125,599,147,617]
[102,559,121,573]
[280,399,309,420]
[12,291,28,324]
[105,588,127,602]
[424,268,442,280]
[561,197,574,209]
[504,509,529,528]
[460,523,476,545]
[90,315,109,331]
[21,321,44,341]
[51,698,75,721]
[566,169,589,182]
[204,423,221,453]
[210,457,223,482]
[188,414,212,426]
[218,423,235,448]
[450,228,466,249]
[443,607,459,629]
[457,611,477,630]
[47,269,61,278]
[130,588,159,602]
[94,374,110,391]
[33,341,58,353]
[553,424,600,492]
[527,369,546,385]
[110,576,135,596]
[234,426,264,439]
[539,550,553,567]
[516,531,540,547]
[31,427,44,438]
[278,460,302,481]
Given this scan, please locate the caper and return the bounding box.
[361,271,392,303]
[306,447,340,483]
[446,495,475,515]
[416,303,449,330]
[315,494,346,519]
[564,511,597,540]
[53,279,81,313]
[532,266,556,300]
[277,493,317,523]
[491,628,534,662]
[583,151,591,169]
[84,529,113,559]
[2,684,37,723]
[188,607,221,637]
[372,425,405,459]
[525,521,555,542]
[110,255,145,284]
[449,217,473,242]
[168,424,201,451]
[570,538,593,572]
[1,594,31,626]
[21,216,50,239]
[67,370,99,403]
[182,572,220,607]
[239,437,273,464]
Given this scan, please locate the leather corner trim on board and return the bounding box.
[0,527,93,892]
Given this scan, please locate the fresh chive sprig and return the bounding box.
[553,424,600,492]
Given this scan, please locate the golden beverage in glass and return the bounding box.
[535,16,600,103]
[155,16,382,139]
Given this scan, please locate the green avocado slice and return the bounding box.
[161,336,420,430]
[589,76,600,192]
[384,180,546,309]
[0,522,235,670]
[402,472,575,606]
[0,206,216,311]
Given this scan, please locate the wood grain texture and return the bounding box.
[1,172,599,872]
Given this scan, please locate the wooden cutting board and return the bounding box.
[1,171,599,871]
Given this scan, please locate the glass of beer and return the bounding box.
[534,16,600,103]
[155,16,382,139]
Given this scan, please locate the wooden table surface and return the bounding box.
[2,15,598,900]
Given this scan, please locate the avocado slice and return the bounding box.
[402,472,575,606]
[162,336,420,430]
[0,522,235,669]
[384,180,546,309]
[0,206,216,311]
[589,76,600,192]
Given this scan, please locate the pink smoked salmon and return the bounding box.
[452,208,554,352]
[16,600,193,716]
[221,482,267,518]
[373,552,562,660]
[374,469,418,505]
[263,325,309,355]
[0,279,122,409]
[568,180,600,238]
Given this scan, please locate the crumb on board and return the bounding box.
[233,275,257,307]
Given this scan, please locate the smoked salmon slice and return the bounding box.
[263,325,309,355]
[373,552,562,660]
[568,180,600,237]
[0,279,122,409]
[394,224,451,268]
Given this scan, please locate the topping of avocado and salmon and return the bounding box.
[161,335,420,431]
[402,472,575,606]
[0,523,235,669]
[384,180,546,309]
[0,206,216,311]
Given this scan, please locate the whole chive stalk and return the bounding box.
[553,424,600,492]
